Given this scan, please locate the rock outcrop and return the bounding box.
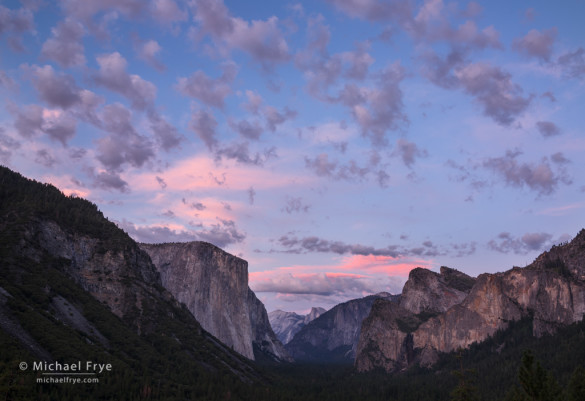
[399,266,475,315]
[268,307,326,344]
[247,289,293,361]
[286,292,399,363]
[356,232,585,373]
[356,267,475,372]
[18,218,165,333]
[140,242,290,361]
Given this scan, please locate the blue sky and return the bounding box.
[1,0,584,313]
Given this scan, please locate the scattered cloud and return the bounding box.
[151,0,188,25]
[189,108,218,150]
[323,0,412,23]
[41,19,85,67]
[304,153,371,182]
[119,217,245,247]
[557,47,585,79]
[155,176,167,189]
[147,111,183,151]
[454,62,532,126]
[513,28,557,61]
[96,103,155,171]
[91,170,130,193]
[483,150,571,196]
[93,52,157,110]
[251,271,381,296]
[35,149,57,167]
[488,231,553,255]
[135,39,165,71]
[393,138,428,167]
[229,118,263,140]
[8,104,77,146]
[264,106,297,133]
[0,4,35,51]
[282,196,310,214]
[536,121,561,137]
[278,235,400,257]
[176,61,237,109]
[25,65,82,109]
[190,0,290,66]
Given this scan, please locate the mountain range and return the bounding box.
[268,307,326,345]
[284,292,400,363]
[1,165,584,400]
[355,239,585,372]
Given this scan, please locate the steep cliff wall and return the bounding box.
[356,233,585,372]
[140,242,254,359]
[247,289,292,361]
[140,242,290,362]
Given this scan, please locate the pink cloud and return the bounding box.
[336,254,431,275]
[129,155,315,192]
[42,174,91,199]
[249,253,430,298]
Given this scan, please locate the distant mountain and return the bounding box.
[140,242,291,362]
[285,292,400,363]
[0,166,263,399]
[268,307,326,344]
[356,236,585,373]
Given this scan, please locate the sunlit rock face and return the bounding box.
[399,266,475,315]
[140,242,290,361]
[356,267,475,372]
[356,230,585,373]
[268,307,326,345]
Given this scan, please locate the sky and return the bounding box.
[1,0,584,314]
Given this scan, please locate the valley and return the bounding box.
[1,165,585,400]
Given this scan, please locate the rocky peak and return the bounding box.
[304,307,326,324]
[399,267,474,315]
[528,230,585,281]
[356,231,585,373]
[440,266,477,292]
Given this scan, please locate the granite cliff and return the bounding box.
[0,166,262,390]
[356,232,585,373]
[140,242,291,362]
[286,292,399,363]
[268,307,326,344]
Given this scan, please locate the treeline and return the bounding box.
[0,166,131,250]
[259,316,585,401]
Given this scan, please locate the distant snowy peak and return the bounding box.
[269,307,326,345]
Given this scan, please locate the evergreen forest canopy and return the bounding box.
[0,165,585,400]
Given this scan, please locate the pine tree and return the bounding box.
[517,350,560,401]
[567,366,585,401]
[450,351,479,401]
